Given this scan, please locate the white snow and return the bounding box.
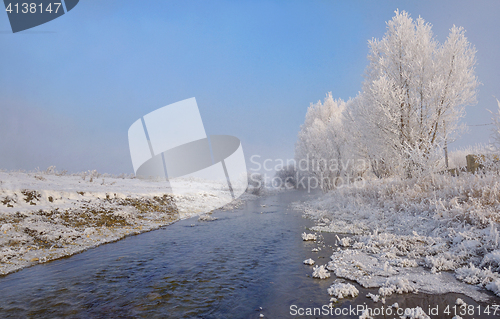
[0,170,252,274]
[455,298,466,306]
[366,293,380,302]
[378,277,417,297]
[337,235,351,247]
[485,279,500,297]
[359,309,374,319]
[481,249,500,270]
[327,281,359,299]
[303,258,315,265]
[295,173,500,301]
[198,214,218,222]
[455,263,496,285]
[398,306,430,319]
[302,232,317,241]
[312,264,330,279]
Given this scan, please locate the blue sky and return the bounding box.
[1,0,499,174]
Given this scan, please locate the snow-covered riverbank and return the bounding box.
[0,170,248,275]
[295,172,500,302]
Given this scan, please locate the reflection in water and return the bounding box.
[0,190,498,318]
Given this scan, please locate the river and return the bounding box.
[0,190,498,318]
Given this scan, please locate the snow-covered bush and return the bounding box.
[455,263,500,297]
[481,250,500,271]
[455,263,499,285]
[298,170,500,296]
[274,165,297,188]
[312,264,330,279]
[424,254,456,273]
[198,214,217,222]
[303,258,315,265]
[337,235,351,247]
[43,166,67,176]
[301,232,317,241]
[485,279,500,297]
[327,281,359,299]
[378,277,417,297]
[247,172,264,195]
[398,306,430,319]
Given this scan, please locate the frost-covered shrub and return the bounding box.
[327,281,358,299]
[398,306,430,319]
[337,235,351,247]
[475,153,500,173]
[455,263,500,296]
[43,166,67,176]
[246,172,264,195]
[81,170,97,181]
[312,264,330,279]
[455,263,499,285]
[485,279,500,297]
[378,277,417,297]
[45,166,56,175]
[303,258,315,265]
[481,250,500,271]
[301,232,317,241]
[424,254,456,273]
[274,165,297,188]
[448,144,488,169]
[198,214,217,222]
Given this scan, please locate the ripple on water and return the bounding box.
[0,191,498,318]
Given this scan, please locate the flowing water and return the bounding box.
[0,190,498,318]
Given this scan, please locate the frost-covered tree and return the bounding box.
[354,10,479,177]
[295,93,352,190]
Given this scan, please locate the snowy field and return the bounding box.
[295,172,500,303]
[0,170,249,275]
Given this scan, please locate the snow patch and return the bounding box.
[398,306,430,319]
[378,277,417,297]
[295,173,499,301]
[327,281,359,299]
[312,264,330,279]
[303,258,315,265]
[0,171,250,275]
[302,232,317,241]
[198,214,218,222]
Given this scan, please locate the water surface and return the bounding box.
[0,190,498,318]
